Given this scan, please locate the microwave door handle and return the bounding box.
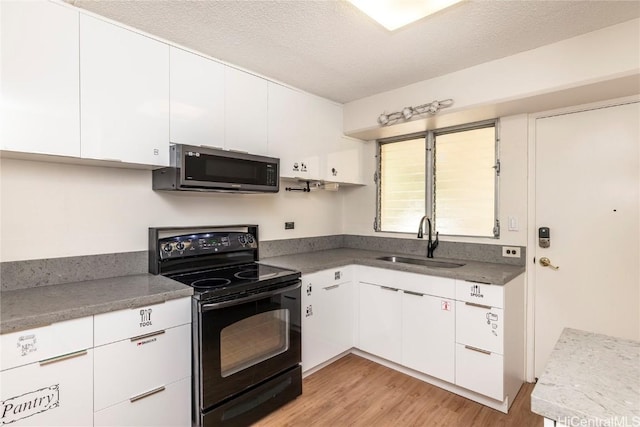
[201,281,301,311]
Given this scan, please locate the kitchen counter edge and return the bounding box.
[0,274,193,334]
[260,248,525,285]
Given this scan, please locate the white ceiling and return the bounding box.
[69,0,640,104]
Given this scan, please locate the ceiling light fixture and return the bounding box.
[348,0,465,31]
[377,99,454,126]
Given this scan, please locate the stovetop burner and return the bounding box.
[167,262,300,301]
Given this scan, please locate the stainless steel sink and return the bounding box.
[376,256,465,268]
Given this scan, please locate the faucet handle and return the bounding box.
[430,232,439,250]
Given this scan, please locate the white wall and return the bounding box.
[342,114,529,246]
[0,158,343,261]
[344,18,640,138]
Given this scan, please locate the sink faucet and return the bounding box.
[417,215,439,258]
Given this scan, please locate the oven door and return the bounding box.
[196,281,301,411]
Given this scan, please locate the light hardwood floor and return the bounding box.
[255,354,543,426]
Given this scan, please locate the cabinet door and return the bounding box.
[94,376,190,427]
[301,273,321,370]
[358,282,402,363]
[316,281,355,360]
[170,47,225,147]
[324,137,364,185]
[0,0,80,156]
[267,83,321,179]
[225,67,268,155]
[0,350,93,426]
[80,15,169,166]
[402,292,455,383]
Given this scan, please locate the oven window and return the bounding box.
[220,309,290,377]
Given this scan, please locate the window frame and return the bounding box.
[375,119,500,238]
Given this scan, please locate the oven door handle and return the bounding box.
[201,281,301,311]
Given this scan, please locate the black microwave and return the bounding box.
[153,145,279,193]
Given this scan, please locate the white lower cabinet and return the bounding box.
[358,281,402,364]
[402,292,455,383]
[455,343,504,401]
[1,298,192,426]
[93,377,190,427]
[302,267,355,371]
[92,297,192,426]
[0,349,93,426]
[93,323,191,412]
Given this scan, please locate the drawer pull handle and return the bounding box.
[464,345,491,355]
[39,349,88,366]
[404,290,423,297]
[130,386,166,403]
[130,329,166,342]
[324,284,340,290]
[465,302,492,310]
[380,286,399,292]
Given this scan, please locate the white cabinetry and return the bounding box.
[0,317,94,426]
[268,83,323,180]
[0,0,80,157]
[358,281,402,364]
[324,136,364,185]
[268,83,365,184]
[302,267,355,371]
[92,297,191,426]
[80,14,169,166]
[225,67,268,155]
[402,291,455,383]
[358,267,455,377]
[454,279,524,406]
[170,47,225,147]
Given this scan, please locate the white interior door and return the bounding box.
[533,101,640,377]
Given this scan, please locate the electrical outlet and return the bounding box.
[502,246,521,258]
[285,222,295,230]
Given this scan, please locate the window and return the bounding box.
[376,121,499,238]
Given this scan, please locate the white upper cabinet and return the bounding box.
[80,15,169,166]
[325,136,364,185]
[169,47,225,148]
[0,0,80,157]
[224,67,268,155]
[267,83,323,180]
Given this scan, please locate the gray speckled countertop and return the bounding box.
[531,328,640,425]
[0,274,193,334]
[260,248,524,285]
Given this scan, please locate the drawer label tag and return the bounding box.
[1,384,59,424]
[16,334,37,357]
[139,308,153,328]
[441,300,451,311]
[469,284,484,299]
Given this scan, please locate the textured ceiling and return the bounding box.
[69,0,640,104]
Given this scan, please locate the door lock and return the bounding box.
[539,257,559,270]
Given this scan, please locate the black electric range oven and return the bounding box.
[149,225,302,426]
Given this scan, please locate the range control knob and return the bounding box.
[246,234,254,244]
[175,242,185,251]
[162,243,173,253]
[238,235,247,245]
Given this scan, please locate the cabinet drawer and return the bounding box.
[0,349,93,426]
[94,297,191,346]
[455,280,503,308]
[1,316,93,371]
[302,267,351,301]
[456,301,504,354]
[94,323,191,411]
[94,376,190,427]
[455,343,503,401]
[358,266,455,299]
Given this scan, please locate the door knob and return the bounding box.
[539,257,559,270]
